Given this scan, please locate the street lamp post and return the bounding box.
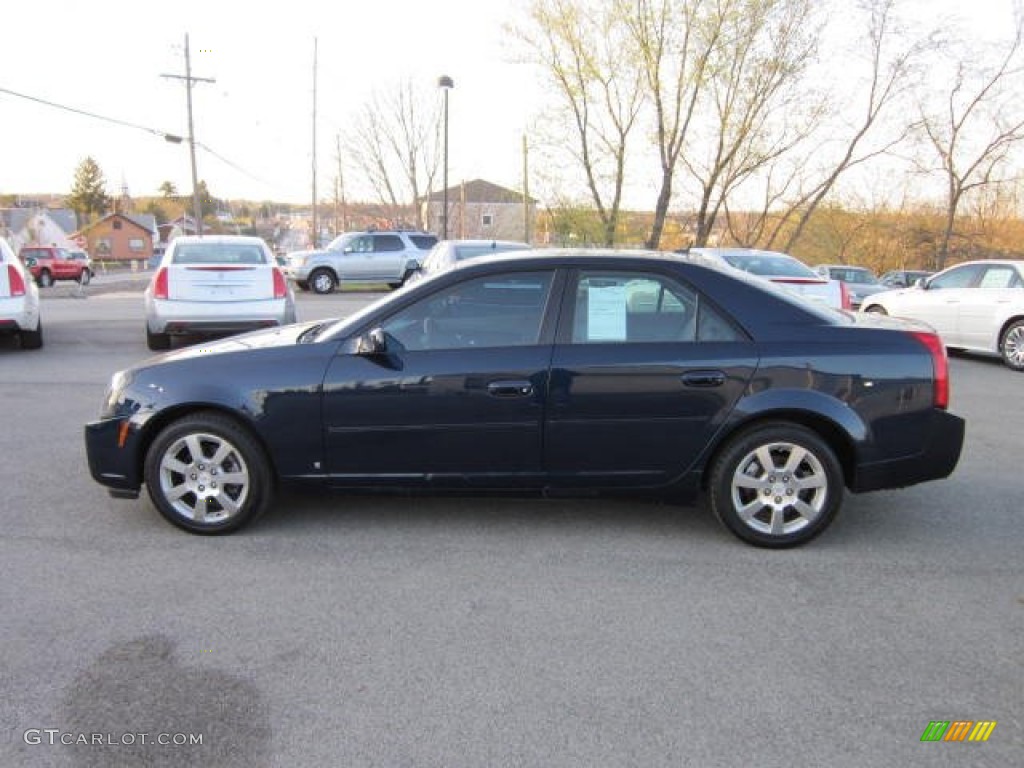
[438,75,454,239]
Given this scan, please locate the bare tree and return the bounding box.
[513,0,645,245]
[682,0,824,247]
[775,0,928,251]
[620,0,721,249]
[345,80,441,229]
[918,6,1024,269]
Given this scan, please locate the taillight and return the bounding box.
[272,267,287,299]
[910,331,949,409]
[839,281,852,310]
[152,267,169,300]
[7,265,26,297]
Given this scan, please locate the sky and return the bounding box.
[0,0,1016,209]
[0,0,536,206]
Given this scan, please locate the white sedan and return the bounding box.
[860,259,1024,371]
[145,236,297,351]
[680,248,851,310]
[0,236,42,349]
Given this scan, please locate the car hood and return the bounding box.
[146,320,333,364]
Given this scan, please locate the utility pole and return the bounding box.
[311,38,318,248]
[162,34,214,237]
[522,134,530,244]
[336,133,348,233]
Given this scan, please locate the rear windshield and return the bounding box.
[172,243,268,265]
[410,235,439,250]
[723,253,817,278]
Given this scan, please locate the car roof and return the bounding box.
[169,235,268,246]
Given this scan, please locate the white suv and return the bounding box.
[284,230,438,294]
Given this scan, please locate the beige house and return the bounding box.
[420,179,537,243]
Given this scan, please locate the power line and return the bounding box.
[0,84,182,142]
[1,82,274,193]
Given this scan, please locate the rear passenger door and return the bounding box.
[544,269,759,488]
[365,233,407,281]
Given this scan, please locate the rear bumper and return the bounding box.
[0,296,40,332]
[147,297,294,334]
[851,409,966,493]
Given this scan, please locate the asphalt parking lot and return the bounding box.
[1,280,1020,767]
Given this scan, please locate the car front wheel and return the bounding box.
[144,412,273,534]
[999,319,1024,371]
[79,269,92,285]
[309,269,337,294]
[709,423,843,548]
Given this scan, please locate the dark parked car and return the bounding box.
[85,250,964,547]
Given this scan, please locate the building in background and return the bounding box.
[420,179,537,242]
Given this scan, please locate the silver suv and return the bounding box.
[284,230,438,294]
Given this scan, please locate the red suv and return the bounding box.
[18,246,92,287]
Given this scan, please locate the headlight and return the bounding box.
[102,370,132,416]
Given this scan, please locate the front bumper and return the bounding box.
[85,417,145,496]
[851,409,966,493]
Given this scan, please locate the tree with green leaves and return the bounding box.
[158,180,178,198]
[66,157,111,222]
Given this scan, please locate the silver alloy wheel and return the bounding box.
[158,431,250,524]
[729,441,828,536]
[311,270,335,294]
[1002,323,1024,368]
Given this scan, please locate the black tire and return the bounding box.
[146,328,171,351]
[309,269,337,294]
[79,269,92,285]
[20,320,43,350]
[38,270,53,288]
[144,412,273,534]
[295,281,310,292]
[864,305,887,315]
[708,422,844,548]
[999,319,1024,371]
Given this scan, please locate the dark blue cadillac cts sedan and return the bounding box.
[85,251,965,547]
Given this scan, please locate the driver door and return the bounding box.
[321,269,561,485]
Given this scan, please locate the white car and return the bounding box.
[408,239,532,284]
[680,248,851,310]
[861,259,1024,371]
[0,236,43,349]
[145,236,297,351]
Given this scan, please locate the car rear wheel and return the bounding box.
[999,319,1024,371]
[144,412,273,534]
[79,269,92,285]
[38,270,53,288]
[864,305,886,315]
[309,269,336,294]
[20,320,43,350]
[709,422,843,548]
[146,328,171,351]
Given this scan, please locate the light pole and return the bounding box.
[438,75,454,239]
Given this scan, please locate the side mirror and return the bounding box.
[356,327,388,356]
